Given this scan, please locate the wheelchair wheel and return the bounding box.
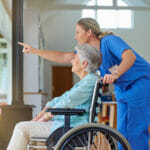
[55,123,131,150]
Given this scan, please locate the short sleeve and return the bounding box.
[107,35,131,61]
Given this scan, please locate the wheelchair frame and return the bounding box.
[28,79,131,150]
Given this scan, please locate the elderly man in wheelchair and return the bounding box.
[7,44,131,150]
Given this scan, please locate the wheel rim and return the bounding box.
[59,127,128,150]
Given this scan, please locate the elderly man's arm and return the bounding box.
[54,75,98,108]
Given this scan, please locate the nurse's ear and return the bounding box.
[87,29,92,37]
[81,60,88,69]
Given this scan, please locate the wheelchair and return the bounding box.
[28,78,132,150]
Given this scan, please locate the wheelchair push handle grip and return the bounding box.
[99,76,117,86]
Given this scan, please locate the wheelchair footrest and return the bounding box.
[28,137,48,149]
[27,145,47,149]
[30,137,47,142]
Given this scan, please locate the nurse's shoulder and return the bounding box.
[102,34,122,42]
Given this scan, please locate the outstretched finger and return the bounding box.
[18,42,27,47]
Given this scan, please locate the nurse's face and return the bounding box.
[75,24,90,45]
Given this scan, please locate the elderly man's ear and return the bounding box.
[81,60,88,69]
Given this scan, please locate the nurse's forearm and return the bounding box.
[18,42,75,63]
[117,49,136,77]
[35,50,75,63]
[103,50,136,84]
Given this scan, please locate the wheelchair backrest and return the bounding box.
[89,78,103,123]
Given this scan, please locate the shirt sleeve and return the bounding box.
[107,35,131,61]
[54,79,95,108]
[46,75,97,108]
[46,96,61,107]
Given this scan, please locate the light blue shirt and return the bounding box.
[46,73,99,133]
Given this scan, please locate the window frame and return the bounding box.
[82,0,134,29]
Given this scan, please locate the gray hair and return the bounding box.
[75,44,102,73]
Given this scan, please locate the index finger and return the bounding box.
[18,42,27,47]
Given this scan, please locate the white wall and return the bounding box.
[24,9,47,117]
[24,9,40,92]
[41,10,79,52]
[111,10,150,62]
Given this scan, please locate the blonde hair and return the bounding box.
[77,18,114,39]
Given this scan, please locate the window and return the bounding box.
[0,38,11,104]
[97,0,113,6]
[82,9,95,18]
[0,39,8,102]
[82,0,133,29]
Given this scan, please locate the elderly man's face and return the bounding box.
[71,51,82,74]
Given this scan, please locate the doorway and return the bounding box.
[52,66,73,98]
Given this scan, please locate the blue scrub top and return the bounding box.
[100,35,150,101]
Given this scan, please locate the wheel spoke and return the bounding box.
[56,125,131,150]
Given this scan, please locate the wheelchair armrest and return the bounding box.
[46,108,86,116]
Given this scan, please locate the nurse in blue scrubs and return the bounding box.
[19,18,150,150]
[100,35,150,150]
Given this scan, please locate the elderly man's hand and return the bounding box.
[38,112,53,122]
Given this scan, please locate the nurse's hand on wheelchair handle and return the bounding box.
[103,74,117,85]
